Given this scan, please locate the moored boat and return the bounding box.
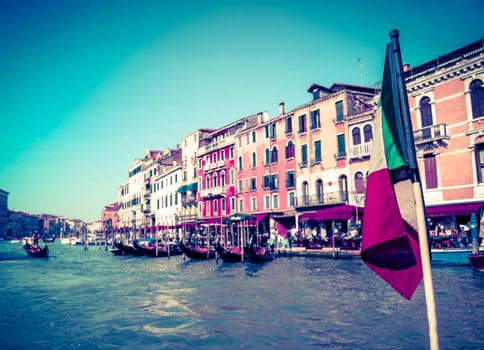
[245,244,275,263]
[469,252,484,270]
[179,240,216,260]
[132,239,182,257]
[215,241,243,263]
[112,240,143,256]
[23,243,49,258]
[42,236,56,243]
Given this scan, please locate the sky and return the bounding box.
[1,0,483,222]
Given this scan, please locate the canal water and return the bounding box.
[0,241,483,350]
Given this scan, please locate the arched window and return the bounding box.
[238,156,243,171]
[221,171,226,186]
[302,181,309,205]
[213,172,218,187]
[265,148,270,165]
[470,79,484,118]
[271,146,278,163]
[205,175,211,189]
[363,124,373,142]
[316,179,323,203]
[354,172,365,194]
[352,127,361,145]
[420,96,433,138]
[230,168,235,185]
[285,140,295,159]
[251,152,257,168]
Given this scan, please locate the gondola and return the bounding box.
[469,253,484,270]
[23,243,49,258]
[179,240,216,260]
[132,239,182,257]
[112,240,143,256]
[245,244,275,263]
[215,241,243,263]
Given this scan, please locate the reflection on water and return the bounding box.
[0,241,483,350]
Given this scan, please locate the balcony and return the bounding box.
[182,193,197,207]
[295,191,347,208]
[348,141,372,159]
[199,186,226,199]
[414,123,449,147]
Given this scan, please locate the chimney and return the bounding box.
[279,102,285,115]
[403,63,411,72]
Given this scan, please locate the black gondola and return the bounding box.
[215,241,243,263]
[112,240,143,256]
[23,243,49,258]
[179,240,216,260]
[132,239,182,257]
[245,235,275,263]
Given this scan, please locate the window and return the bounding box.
[301,144,308,165]
[286,170,295,188]
[263,175,271,189]
[264,195,270,210]
[335,100,344,122]
[230,197,235,213]
[337,134,346,157]
[272,194,279,209]
[214,200,218,213]
[476,143,484,183]
[470,79,484,118]
[264,125,269,139]
[302,181,309,205]
[316,179,323,203]
[251,152,257,168]
[288,191,295,207]
[285,140,295,159]
[230,147,234,159]
[352,127,361,145]
[339,175,348,202]
[238,198,244,212]
[270,123,277,139]
[251,131,257,143]
[220,150,225,160]
[221,171,226,186]
[230,168,235,184]
[424,155,438,189]
[271,174,279,190]
[238,179,243,192]
[271,146,278,163]
[310,109,321,129]
[264,148,271,165]
[250,177,257,191]
[285,117,293,134]
[238,156,243,171]
[363,124,373,142]
[298,114,307,133]
[213,173,218,187]
[420,97,433,139]
[355,172,365,193]
[205,175,210,189]
[251,197,257,211]
[213,153,217,163]
[314,140,321,163]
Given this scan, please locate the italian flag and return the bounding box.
[361,45,423,300]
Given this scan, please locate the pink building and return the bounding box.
[101,202,118,231]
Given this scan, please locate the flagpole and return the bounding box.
[388,29,439,350]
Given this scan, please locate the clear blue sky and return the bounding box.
[1,0,483,222]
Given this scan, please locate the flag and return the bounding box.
[361,42,423,300]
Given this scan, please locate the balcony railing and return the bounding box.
[295,191,348,208]
[414,123,449,145]
[348,141,372,159]
[199,186,226,199]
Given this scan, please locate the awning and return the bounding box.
[254,213,269,223]
[177,185,187,193]
[177,182,198,193]
[298,211,317,221]
[426,203,483,217]
[229,213,257,222]
[315,205,363,221]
